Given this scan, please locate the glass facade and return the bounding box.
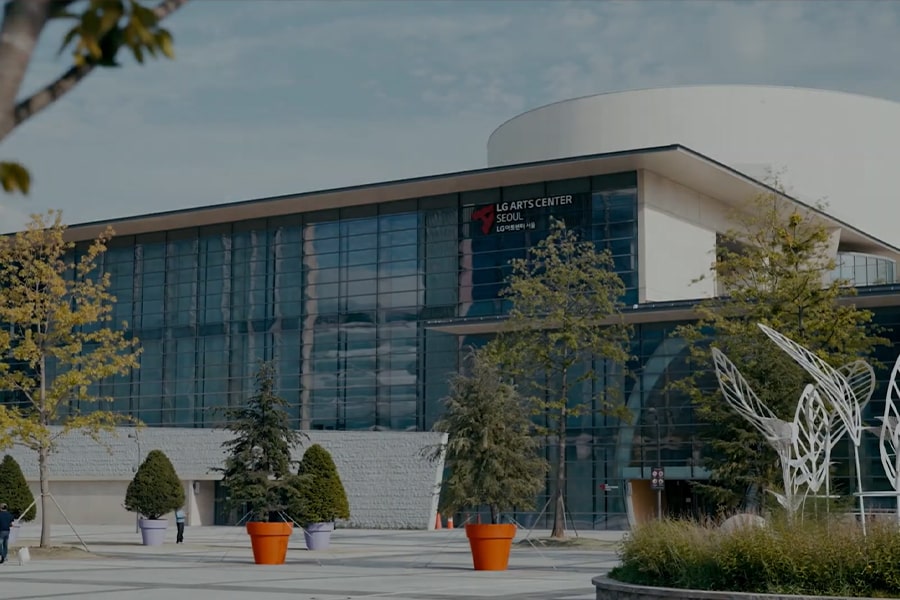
[458,172,639,317]
[833,251,896,287]
[67,172,638,439]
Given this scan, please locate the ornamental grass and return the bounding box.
[609,516,900,597]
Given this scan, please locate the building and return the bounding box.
[10,85,900,529]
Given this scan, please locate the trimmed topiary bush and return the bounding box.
[0,455,36,521]
[610,516,900,597]
[292,444,349,526]
[124,449,185,520]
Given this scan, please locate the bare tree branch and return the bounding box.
[5,0,190,142]
[0,0,57,142]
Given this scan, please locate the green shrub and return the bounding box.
[613,519,726,590]
[429,346,548,524]
[292,444,349,526]
[610,516,900,597]
[216,361,306,522]
[124,449,185,520]
[862,522,900,594]
[0,455,36,521]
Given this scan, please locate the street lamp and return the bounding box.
[128,430,141,533]
[646,407,663,521]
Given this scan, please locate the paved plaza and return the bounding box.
[2,525,623,600]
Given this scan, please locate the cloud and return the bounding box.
[3,0,900,230]
[0,201,31,233]
[0,100,500,229]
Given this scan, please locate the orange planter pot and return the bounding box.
[246,521,293,565]
[465,523,517,571]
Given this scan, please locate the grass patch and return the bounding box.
[609,517,900,597]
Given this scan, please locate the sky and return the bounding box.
[2,0,900,232]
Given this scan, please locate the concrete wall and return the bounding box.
[5,428,447,529]
[636,168,852,301]
[638,170,721,302]
[488,85,900,249]
[193,480,216,526]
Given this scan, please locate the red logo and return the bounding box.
[472,204,496,235]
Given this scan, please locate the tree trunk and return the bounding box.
[0,0,55,143]
[551,420,567,537]
[551,378,568,538]
[490,504,499,525]
[39,442,50,548]
[39,354,50,547]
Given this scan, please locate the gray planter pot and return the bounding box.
[139,518,168,546]
[303,522,334,550]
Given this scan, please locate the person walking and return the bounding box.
[175,507,185,544]
[0,503,14,564]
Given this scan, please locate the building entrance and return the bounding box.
[629,479,698,524]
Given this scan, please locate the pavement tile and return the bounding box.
[2,525,624,600]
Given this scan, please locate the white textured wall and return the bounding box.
[5,428,447,529]
[639,170,721,301]
[488,85,900,248]
[641,208,715,302]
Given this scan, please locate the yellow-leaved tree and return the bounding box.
[0,211,141,547]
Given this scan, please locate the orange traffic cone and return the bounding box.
[446,515,454,529]
[435,512,443,530]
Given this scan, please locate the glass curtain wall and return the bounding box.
[832,252,896,287]
[52,170,639,432]
[455,172,640,529]
[78,204,447,430]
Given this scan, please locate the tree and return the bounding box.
[0,0,189,194]
[217,361,306,523]
[0,210,141,547]
[493,218,632,537]
[124,449,184,520]
[432,346,547,525]
[674,190,887,511]
[0,454,36,521]
[292,444,350,526]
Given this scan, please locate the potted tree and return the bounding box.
[217,361,306,565]
[124,449,185,546]
[430,346,548,571]
[293,444,350,550]
[0,455,36,544]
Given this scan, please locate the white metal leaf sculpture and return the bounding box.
[824,360,876,505]
[792,384,829,497]
[711,347,805,517]
[878,353,900,525]
[758,323,871,534]
[767,417,807,515]
[837,360,878,415]
[711,347,777,428]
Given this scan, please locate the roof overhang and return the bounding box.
[63,144,899,257]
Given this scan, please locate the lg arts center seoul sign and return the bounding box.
[472,194,575,234]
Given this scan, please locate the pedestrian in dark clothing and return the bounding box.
[175,508,185,544]
[0,503,14,564]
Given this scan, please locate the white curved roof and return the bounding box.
[487,85,900,247]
